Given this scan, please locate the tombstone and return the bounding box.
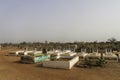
[81,48,86,53]
[34,48,37,51]
[24,48,28,52]
[105,49,112,54]
[74,45,78,52]
[92,49,98,53]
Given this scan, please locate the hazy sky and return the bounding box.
[0,0,120,43]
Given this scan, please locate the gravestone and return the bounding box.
[81,48,86,53]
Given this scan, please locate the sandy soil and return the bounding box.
[0,49,120,80]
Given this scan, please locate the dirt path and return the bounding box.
[0,50,120,80]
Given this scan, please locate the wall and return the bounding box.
[43,56,79,69]
[69,56,79,69]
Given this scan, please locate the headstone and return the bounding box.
[81,48,86,53]
[92,49,98,53]
[34,48,37,51]
[24,48,28,52]
[105,49,112,54]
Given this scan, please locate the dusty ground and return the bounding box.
[0,49,120,80]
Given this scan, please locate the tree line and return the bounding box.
[1,38,120,52]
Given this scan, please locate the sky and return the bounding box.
[0,0,120,43]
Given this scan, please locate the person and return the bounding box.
[42,48,47,54]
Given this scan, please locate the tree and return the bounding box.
[107,37,117,43]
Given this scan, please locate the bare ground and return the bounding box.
[0,49,120,80]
